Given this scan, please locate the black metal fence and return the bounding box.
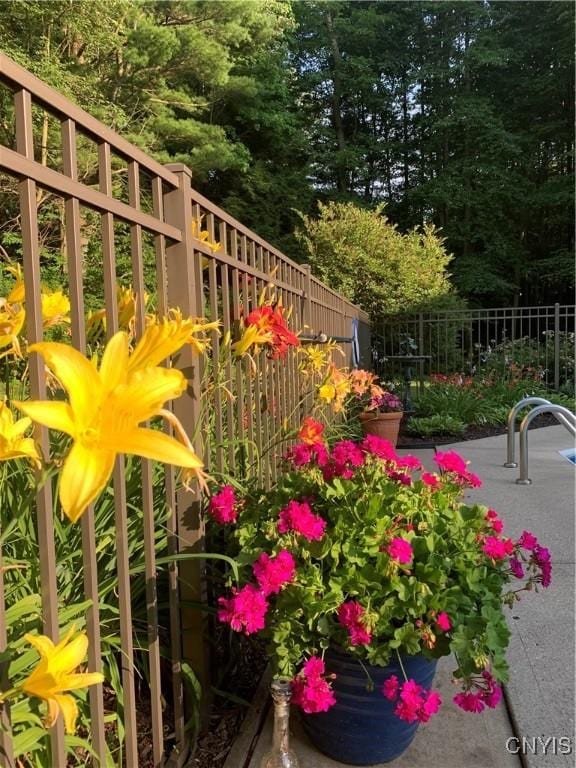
[372,304,576,392]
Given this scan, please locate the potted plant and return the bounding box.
[208,422,551,765]
[350,371,404,446]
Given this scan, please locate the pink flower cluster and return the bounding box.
[518,530,552,587]
[435,611,452,632]
[453,671,502,713]
[387,537,413,564]
[219,550,297,634]
[421,472,441,489]
[371,391,403,412]
[208,485,239,524]
[285,442,328,468]
[434,450,482,488]
[323,440,365,480]
[360,434,398,462]
[217,584,268,634]
[382,675,442,723]
[291,656,336,713]
[253,550,296,596]
[485,509,504,534]
[337,601,372,645]
[278,500,326,541]
[483,536,514,560]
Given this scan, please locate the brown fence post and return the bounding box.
[163,164,211,710]
[302,264,312,333]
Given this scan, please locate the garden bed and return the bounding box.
[398,413,560,448]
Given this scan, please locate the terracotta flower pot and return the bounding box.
[358,411,403,447]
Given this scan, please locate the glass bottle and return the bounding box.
[260,679,300,768]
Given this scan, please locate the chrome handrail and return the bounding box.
[504,397,552,467]
[516,404,576,485]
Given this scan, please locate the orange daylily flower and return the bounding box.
[298,417,325,446]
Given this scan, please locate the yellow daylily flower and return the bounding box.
[231,324,274,358]
[130,310,220,370]
[20,626,104,734]
[0,300,25,360]
[317,364,351,413]
[318,383,336,403]
[16,327,206,522]
[191,219,221,252]
[5,263,25,305]
[41,289,71,329]
[0,399,40,467]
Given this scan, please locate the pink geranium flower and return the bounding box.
[434,450,467,474]
[454,691,485,713]
[208,485,239,524]
[387,537,413,564]
[518,530,538,550]
[285,442,329,468]
[291,656,336,713]
[337,601,372,645]
[278,500,327,541]
[252,550,296,596]
[360,434,398,462]
[383,677,442,724]
[483,536,514,560]
[397,455,422,471]
[436,612,452,632]
[421,472,440,488]
[217,584,268,635]
[485,509,504,534]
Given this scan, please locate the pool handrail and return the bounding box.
[516,404,576,485]
[504,397,552,468]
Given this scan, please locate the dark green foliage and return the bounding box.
[406,415,466,438]
[0,0,572,306]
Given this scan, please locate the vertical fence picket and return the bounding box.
[61,117,107,766]
[14,87,66,767]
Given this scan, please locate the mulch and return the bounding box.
[397,413,559,448]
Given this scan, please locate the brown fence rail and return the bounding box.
[0,53,369,767]
[372,304,575,392]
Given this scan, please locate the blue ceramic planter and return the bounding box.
[301,647,438,765]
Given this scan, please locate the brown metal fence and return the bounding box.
[0,53,369,767]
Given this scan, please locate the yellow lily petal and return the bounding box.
[52,693,78,734]
[29,343,101,425]
[8,415,33,439]
[15,400,75,437]
[116,367,187,422]
[128,316,195,371]
[63,672,104,692]
[1,439,41,467]
[111,427,204,469]
[24,633,55,659]
[99,331,129,391]
[59,442,115,523]
[51,631,88,670]
[45,697,61,729]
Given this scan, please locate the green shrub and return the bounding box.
[406,415,466,437]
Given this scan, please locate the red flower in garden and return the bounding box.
[298,417,325,446]
[245,304,299,359]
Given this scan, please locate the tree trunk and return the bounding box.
[325,7,347,194]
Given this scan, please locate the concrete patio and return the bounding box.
[238,426,575,768]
